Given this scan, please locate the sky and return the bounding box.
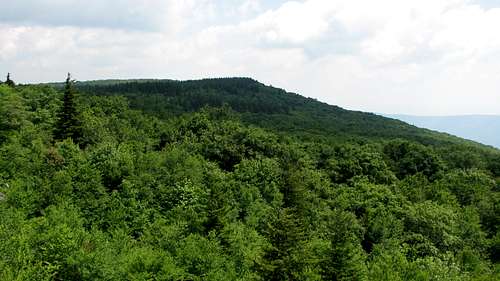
[1,0,500,115]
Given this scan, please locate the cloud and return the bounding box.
[238,0,262,15]
[0,0,216,32]
[1,0,500,115]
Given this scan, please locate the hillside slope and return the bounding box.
[72,78,483,147]
[71,77,500,176]
[1,79,498,280]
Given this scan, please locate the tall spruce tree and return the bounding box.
[5,73,15,87]
[54,73,82,143]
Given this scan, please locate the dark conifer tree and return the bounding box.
[54,73,82,143]
[5,73,15,87]
[259,207,307,280]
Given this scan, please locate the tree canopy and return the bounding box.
[0,78,499,280]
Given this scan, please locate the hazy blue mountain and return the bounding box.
[386,114,500,148]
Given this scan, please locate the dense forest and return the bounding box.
[1,76,499,280]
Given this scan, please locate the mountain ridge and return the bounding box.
[55,77,496,151]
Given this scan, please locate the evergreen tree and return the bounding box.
[5,73,15,87]
[259,207,307,281]
[54,73,82,143]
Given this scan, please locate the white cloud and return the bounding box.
[238,0,262,15]
[1,0,500,115]
[245,1,334,44]
[0,0,216,33]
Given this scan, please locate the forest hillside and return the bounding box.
[0,77,499,280]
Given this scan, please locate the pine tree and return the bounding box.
[54,73,82,143]
[5,73,15,87]
[258,208,301,280]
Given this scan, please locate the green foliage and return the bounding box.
[320,144,396,184]
[0,85,28,142]
[1,80,499,280]
[322,210,368,281]
[5,73,15,87]
[70,78,498,151]
[384,140,444,180]
[54,74,82,143]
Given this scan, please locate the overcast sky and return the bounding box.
[1,0,500,115]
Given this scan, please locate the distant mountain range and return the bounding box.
[386,114,500,148]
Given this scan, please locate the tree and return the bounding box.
[54,73,82,143]
[0,86,27,142]
[384,140,443,180]
[258,207,307,281]
[5,73,15,87]
[322,210,368,281]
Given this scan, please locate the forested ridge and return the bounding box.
[1,76,499,280]
[70,78,487,145]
